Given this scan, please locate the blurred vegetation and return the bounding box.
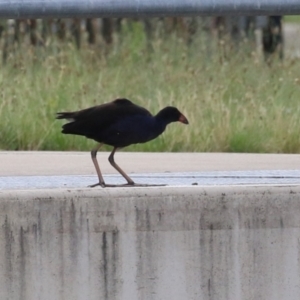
[0,19,300,153]
[284,16,300,23]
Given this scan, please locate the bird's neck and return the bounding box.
[155,112,172,127]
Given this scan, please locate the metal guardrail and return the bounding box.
[0,0,299,19]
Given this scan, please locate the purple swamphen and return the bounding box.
[56,98,188,187]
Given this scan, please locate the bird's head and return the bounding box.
[156,106,189,125]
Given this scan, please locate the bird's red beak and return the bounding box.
[179,114,189,124]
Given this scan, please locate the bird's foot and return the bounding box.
[89,182,167,188]
[88,181,133,188]
[104,184,133,187]
[89,182,106,188]
[129,183,167,187]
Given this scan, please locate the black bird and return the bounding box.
[56,98,188,187]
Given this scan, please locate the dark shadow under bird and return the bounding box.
[56,98,188,187]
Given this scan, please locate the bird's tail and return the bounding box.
[56,112,75,121]
[56,112,83,135]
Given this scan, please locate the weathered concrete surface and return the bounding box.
[1,185,300,300]
[284,23,300,58]
[2,151,300,176]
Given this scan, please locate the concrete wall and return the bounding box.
[1,185,300,300]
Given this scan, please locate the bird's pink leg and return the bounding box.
[90,143,106,187]
[108,147,135,185]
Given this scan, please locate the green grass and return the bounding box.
[1,27,300,153]
[285,15,300,23]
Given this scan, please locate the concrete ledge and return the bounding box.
[2,151,300,176]
[1,185,300,300]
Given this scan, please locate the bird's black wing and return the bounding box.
[57,98,152,139]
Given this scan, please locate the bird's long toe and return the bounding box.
[89,182,106,188]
